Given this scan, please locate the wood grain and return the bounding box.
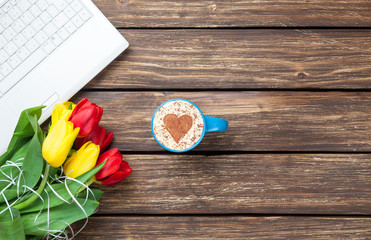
[92,0,371,28]
[72,91,371,152]
[94,154,371,214]
[87,29,371,90]
[75,216,371,239]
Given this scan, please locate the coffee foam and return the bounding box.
[153,100,204,151]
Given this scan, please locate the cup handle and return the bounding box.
[204,116,228,133]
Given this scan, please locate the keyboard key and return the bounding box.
[4,41,17,55]
[10,0,20,5]
[37,0,48,11]
[71,14,83,28]
[16,46,30,61]
[53,12,68,28]
[47,0,67,10]
[30,18,45,32]
[0,14,13,28]
[8,6,22,20]
[25,38,39,53]
[3,27,16,41]
[50,34,62,46]
[39,11,51,24]
[78,9,91,22]
[2,2,12,13]
[29,4,41,17]
[8,54,21,68]
[57,27,69,40]
[0,48,47,95]
[43,22,57,36]
[20,11,34,25]
[64,21,76,34]
[71,0,82,12]
[17,0,31,12]
[22,25,36,39]
[34,30,48,44]
[63,6,75,18]
[54,1,68,11]
[0,49,9,64]
[12,18,26,33]
[0,35,7,48]
[13,33,27,47]
[46,5,58,17]
[0,62,12,77]
[41,39,55,54]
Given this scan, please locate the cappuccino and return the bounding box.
[152,100,204,151]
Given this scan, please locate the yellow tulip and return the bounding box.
[49,101,76,131]
[42,119,79,168]
[63,142,100,178]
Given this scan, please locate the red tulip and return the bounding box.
[69,98,103,138]
[75,125,113,153]
[95,148,132,186]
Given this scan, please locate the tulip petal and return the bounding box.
[69,99,102,138]
[63,142,100,178]
[50,102,75,131]
[74,126,113,153]
[95,154,121,180]
[51,126,79,168]
[69,98,88,119]
[101,131,113,152]
[99,161,132,186]
[42,120,79,168]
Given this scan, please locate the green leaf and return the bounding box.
[0,190,18,204]
[77,188,104,202]
[0,106,44,166]
[0,113,45,204]
[22,198,99,236]
[0,142,29,190]
[0,142,32,204]
[13,131,34,138]
[0,208,25,240]
[21,117,44,190]
[20,161,105,214]
[48,166,60,181]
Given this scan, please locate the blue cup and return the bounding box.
[151,99,228,152]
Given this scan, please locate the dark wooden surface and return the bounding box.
[87,29,371,90]
[77,216,371,239]
[72,91,371,152]
[75,0,371,239]
[94,154,371,215]
[92,0,371,28]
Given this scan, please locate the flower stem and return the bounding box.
[14,164,50,210]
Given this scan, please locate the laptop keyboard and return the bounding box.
[0,0,91,97]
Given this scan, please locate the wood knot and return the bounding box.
[298,72,306,79]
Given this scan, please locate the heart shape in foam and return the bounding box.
[163,114,193,143]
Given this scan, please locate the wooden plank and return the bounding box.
[72,91,371,152]
[94,154,371,214]
[87,29,371,90]
[92,0,371,28]
[75,216,371,239]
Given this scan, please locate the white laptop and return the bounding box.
[0,0,129,154]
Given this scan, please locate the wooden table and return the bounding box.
[74,1,371,238]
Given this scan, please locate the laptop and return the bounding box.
[0,0,129,154]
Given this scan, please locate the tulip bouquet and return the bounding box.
[0,98,132,239]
